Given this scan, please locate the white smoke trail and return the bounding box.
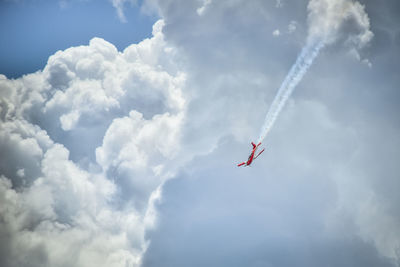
[257,39,324,143]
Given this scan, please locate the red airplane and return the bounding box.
[237,142,265,167]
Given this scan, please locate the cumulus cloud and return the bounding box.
[0,19,187,267]
[307,0,373,47]
[129,0,399,266]
[0,119,52,187]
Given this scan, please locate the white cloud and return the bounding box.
[95,109,184,211]
[111,0,137,23]
[288,20,297,34]
[307,0,373,47]
[0,19,188,267]
[273,29,280,36]
[125,1,399,266]
[197,0,212,16]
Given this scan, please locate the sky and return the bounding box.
[1,0,400,267]
[0,0,156,78]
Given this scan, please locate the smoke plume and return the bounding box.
[258,0,373,143]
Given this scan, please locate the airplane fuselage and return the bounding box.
[246,144,259,165]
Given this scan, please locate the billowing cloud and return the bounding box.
[307,0,373,47]
[134,0,399,266]
[0,19,186,267]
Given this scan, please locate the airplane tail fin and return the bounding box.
[237,162,246,167]
[251,142,256,148]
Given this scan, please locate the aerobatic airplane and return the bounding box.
[237,142,265,167]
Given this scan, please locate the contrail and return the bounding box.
[257,39,324,143]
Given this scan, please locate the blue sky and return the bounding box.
[0,0,156,78]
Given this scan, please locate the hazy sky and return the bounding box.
[1,1,399,267]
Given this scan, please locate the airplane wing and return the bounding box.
[237,162,246,167]
[254,148,265,159]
